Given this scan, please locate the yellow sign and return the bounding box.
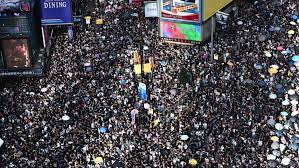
[134,64,142,75]
[96,19,103,25]
[203,0,232,21]
[144,63,151,73]
[134,63,152,75]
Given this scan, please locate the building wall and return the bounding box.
[203,0,233,21]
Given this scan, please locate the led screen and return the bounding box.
[161,0,200,22]
[1,38,32,69]
[160,20,200,42]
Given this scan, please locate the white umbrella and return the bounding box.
[267,154,276,160]
[144,103,150,109]
[272,150,281,157]
[264,51,272,57]
[270,65,279,69]
[254,64,263,70]
[237,21,243,25]
[291,110,299,116]
[41,88,48,92]
[271,142,280,149]
[282,100,290,106]
[269,93,277,99]
[143,46,149,50]
[180,135,189,141]
[288,89,296,95]
[291,100,298,105]
[62,115,70,121]
[275,123,284,130]
[290,21,297,25]
[0,138,3,147]
[281,157,291,166]
[280,144,286,153]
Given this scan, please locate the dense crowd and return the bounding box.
[1,0,299,167]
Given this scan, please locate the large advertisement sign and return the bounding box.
[160,19,201,44]
[40,0,73,25]
[1,38,32,69]
[145,1,158,18]
[203,0,232,21]
[0,0,30,13]
[161,0,200,22]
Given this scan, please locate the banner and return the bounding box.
[203,0,232,21]
[161,0,200,22]
[138,82,147,100]
[40,0,73,25]
[145,2,158,17]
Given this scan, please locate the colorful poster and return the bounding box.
[160,19,201,42]
[161,0,200,22]
[138,82,147,101]
[40,0,73,25]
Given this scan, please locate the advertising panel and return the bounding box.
[1,38,32,69]
[203,0,232,21]
[161,0,200,22]
[160,19,201,44]
[138,82,147,101]
[145,1,158,17]
[0,0,30,13]
[40,0,73,25]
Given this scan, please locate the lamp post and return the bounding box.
[139,0,144,78]
[210,16,214,61]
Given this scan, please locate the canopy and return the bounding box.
[0,138,3,147]
[281,157,290,166]
[288,30,295,35]
[288,89,296,95]
[271,136,279,142]
[290,21,297,25]
[269,93,277,99]
[41,88,48,92]
[98,127,108,133]
[188,159,198,166]
[277,46,284,51]
[292,55,299,62]
[280,111,289,116]
[267,154,276,160]
[275,123,284,130]
[94,157,103,164]
[62,115,70,121]
[268,68,278,75]
[282,100,290,106]
[180,135,189,141]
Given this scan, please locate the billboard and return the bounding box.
[203,0,232,21]
[1,38,32,69]
[161,0,200,22]
[145,1,158,17]
[160,19,201,44]
[40,0,73,25]
[0,0,30,13]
